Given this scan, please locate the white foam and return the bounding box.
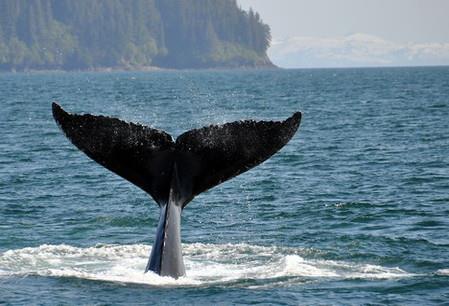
[0,243,414,287]
[436,269,449,276]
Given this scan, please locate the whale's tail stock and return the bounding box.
[52,102,301,278]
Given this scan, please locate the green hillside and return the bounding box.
[0,0,273,71]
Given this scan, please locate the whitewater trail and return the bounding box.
[0,243,415,288]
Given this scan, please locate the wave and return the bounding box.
[435,269,449,276]
[0,243,414,287]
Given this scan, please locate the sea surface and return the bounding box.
[0,67,448,305]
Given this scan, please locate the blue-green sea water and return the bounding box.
[1,67,449,305]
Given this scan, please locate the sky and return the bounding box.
[238,0,449,68]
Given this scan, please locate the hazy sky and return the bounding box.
[238,0,449,67]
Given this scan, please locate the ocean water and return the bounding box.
[0,67,448,305]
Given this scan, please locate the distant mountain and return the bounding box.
[269,34,449,68]
[0,0,274,71]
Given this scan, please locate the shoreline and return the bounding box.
[1,64,447,74]
[0,62,278,74]
[0,64,279,74]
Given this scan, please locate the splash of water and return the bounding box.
[0,243,414,287]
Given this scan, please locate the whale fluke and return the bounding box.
[52,102,301,278]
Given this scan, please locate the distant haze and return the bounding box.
[238,0,449,68]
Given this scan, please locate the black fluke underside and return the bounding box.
[52,102,301,208]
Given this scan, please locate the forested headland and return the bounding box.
[0,0,274,71]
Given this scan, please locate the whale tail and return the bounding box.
[52,102,301,278]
